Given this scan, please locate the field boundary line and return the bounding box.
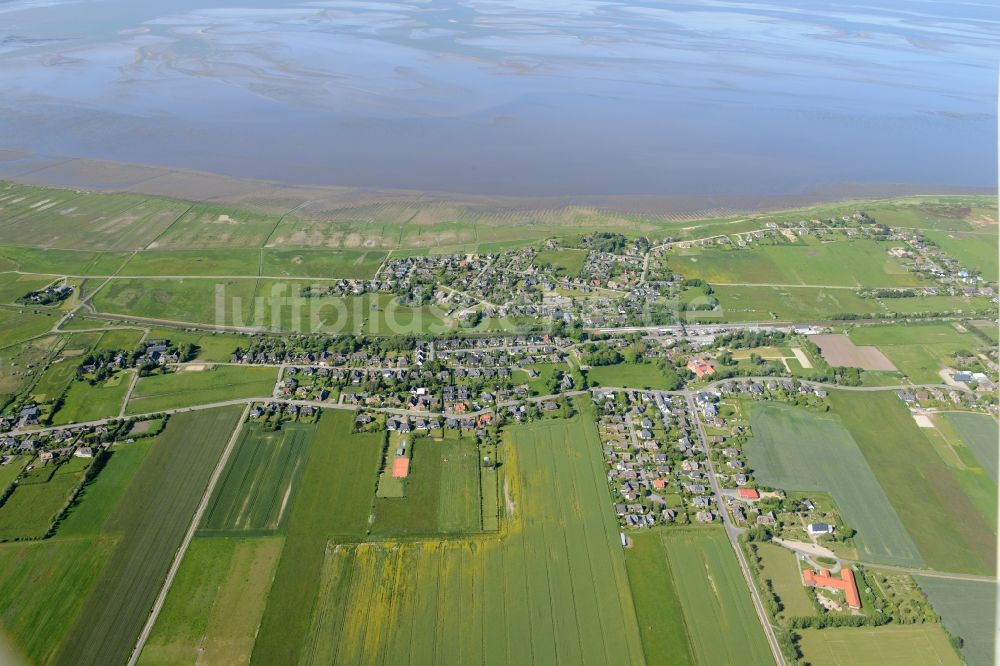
[126,403,250,666]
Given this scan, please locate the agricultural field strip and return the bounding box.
[127,404,250,666]
[687,393,785,664]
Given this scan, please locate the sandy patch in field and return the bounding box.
[216,214,237,224]
[809,334,896,371]
[181,363,211,371]
[130,420,154,434]
[912,414,934,428]
[791,347,813,368]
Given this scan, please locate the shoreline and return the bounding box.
[0,149,993,220]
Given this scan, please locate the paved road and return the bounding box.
[686,393,786,666]
[126,403,250,666]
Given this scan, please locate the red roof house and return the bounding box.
[802,567,861,609]
[737,488,760,500]
[687,358,715,378]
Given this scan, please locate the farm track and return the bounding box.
[127,403,250,666]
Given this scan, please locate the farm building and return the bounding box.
[807,523,834,536]
[687,358,715,377]
[802,568,861,610]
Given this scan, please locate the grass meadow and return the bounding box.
[916,576,996,666]
[126,365,277,414]
[92,277,259,327]
[139,536,283,666]
[745,401,923,567]
[56,441,153,537]
[0,273,54,304]
[534,247,588,276]
[755,542,814,617]
[668,238,917,288]
[0,464,84,540]
[52,371,133,424]
[798,625,960,666]
[943,412,998,484]
[371,435,482,536]
[53,407,243,666]
[0,537,116,664]
[286,404,647,665]
[660,528,774,665]
[624,530,695,666]
[200,423,312,534]
[848,322,985,384]
[585,361,678,390]
[830,392,995,575]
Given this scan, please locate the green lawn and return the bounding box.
[371,435,481,536]
[745,401,922,567]
[139,536,283,666]
[54,407,244,666]
[661,528,774,665]
[755,542,814,617]
[146,327,246,362]
[0,307,59,347]
[712,285,881,321]
[586,361,678,390]
[126,365,276,414]
[830,392,995,575]
[798,624,961,666]
[200,423,312,534]
[916,576,996,666]
[624,530,695,666]
[52,371,133,424]
[0,245,131,276]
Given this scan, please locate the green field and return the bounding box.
[668,238,918,288]
[534,247,589,276]
[139,536,283,665]
[745,402,923,567]
[146,327,246,362]
[126,365,276,414]
[755,542,814,617]
[0,307,60,347]
[371,436,481,535]
[200,423,312,533]
[147,204,279,249]
[0,273,54,305]
[0,185,188,252]
[54,407,243,666]
[944,412,999,484]
[57,441,153,537]
[260,248,386,279]
[711,285,881,321]
[923,230,999,281]
[848,322,984,384]
[250,410,384,664]
[52,371,133,424]
[586,361,677,389]
[94,328,145,351]
[287,405,647,665]
[0,461,86,540]
[92,277,258,327]
[798,624,961,666]
[916,577,996,666]
[118,248,263,277]
[830,392,995,575]
[0,537,116,664]
[0,245,131,276]
[624,530,695,666]
[660,528,774,665]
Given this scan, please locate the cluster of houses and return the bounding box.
[596,389,717,527]
[18,283,73,305]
